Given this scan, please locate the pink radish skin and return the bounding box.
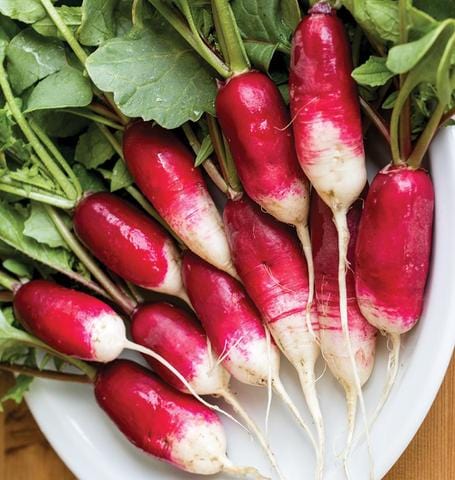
[310,192,377,451]
[123,121,238,279]
[290,2,369,469]
[95,360,265,478]
[182,252,317,452]
[14,280,125,362]
[74,192,188,302]
[131,303,284,479]
[13,280,227,414]
[355,166,434,427]
[223,197,324,464]
[355,166,434,335]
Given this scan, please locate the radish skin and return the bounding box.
[74,192,189,303]
[13,280,230,416]
[355,165,434,424]
[123,121,238,279]
[290,2,369,469]
[216,72,314,325]
[182,252,318,454]
[95,360,267,478]
[131,302,284,479]
[310,192,377,460]
[223,196,324,471]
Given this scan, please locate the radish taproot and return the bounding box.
[290,1,369,464]
[12,280,228,415]
[131,302,285,479]
[182,252,318,456]
[310,192,377,460]
[73,192,189,303]
[355,166,434,423]
[95,359,267,478]
[123,121,238,279]
[223,196,324,466]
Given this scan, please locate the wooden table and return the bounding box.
[0,358,453,480]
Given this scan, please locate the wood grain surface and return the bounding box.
[0,357,453,480]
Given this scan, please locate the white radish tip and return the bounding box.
[90,313,126,362]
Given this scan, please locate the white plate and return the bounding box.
[25,127,455,480]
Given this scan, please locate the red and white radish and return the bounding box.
[13,280,227,415]
[131,302,284,479]
[182,252,317,453]
[290,1,369,463]
[223,196,324,465]
[216,72,314,326]
[355,165,434,422]
[123,121,238,279]
[74,192,189,303]
[95,359,267,478]
[310,192,377,459]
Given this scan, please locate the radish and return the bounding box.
[355,166,434,423]
[13,280,229,415]
[123,121,238,279]
[182,252,318,455]
[73,192,189,304]
[216,72,314,324]
[131,302,284,479]
[95,359,267,478]
[223,196,324,466]
[310,191,377,460]
[290,1,369,466]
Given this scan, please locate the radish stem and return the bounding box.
[44,206,137,315]
[148,0,231,78]
[0,362,93,384]
[359,98,391,145]
[0,182,75,209]
[62,108,125,131]
[211,0,250,75]
[0,269,20,292]
[0,64,78,200]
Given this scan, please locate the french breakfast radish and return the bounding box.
[182,252,318,456]
[216,72,314,322]
[355,165,434,423]
[74,192,189,303]
[223,196,324,465]
[123,121,238,279]
[131,302,284,479]
[13,280,227,414]
[310,192,377,459]
[95,359,266,478]
[290,1,369,464]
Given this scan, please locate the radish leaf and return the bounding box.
[0,374,33,410]
[352,56,395,87]
[25,65,93,113]
[6,29,66,94]
[32,6,81,40]
[86,19,217,128]
[0,0,48,24]
[75,124,115,169]
[110,158,133,192]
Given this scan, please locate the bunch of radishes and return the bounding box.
[0,0,452,478]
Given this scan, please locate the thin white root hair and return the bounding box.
[296,364,325,480]
[333,211,374,480]
[211,334,247,372]
[354,333,401,447]
[295,223,319,345]
[341,385,357,480]
[125,340,245,429]
[206,337,214,372]
[221,389,286,480]
[315,362,327,383]
[272,377,318,456]
[264,325,273,437]
[222,459,271,480]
